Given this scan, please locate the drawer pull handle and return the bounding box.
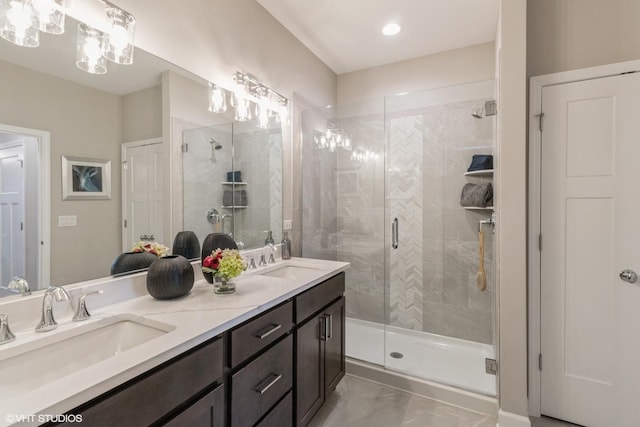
[255,323,282,340]
[253,373,282,394]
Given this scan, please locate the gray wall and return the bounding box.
[0,60,122,285]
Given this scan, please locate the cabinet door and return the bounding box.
[296,315,324,427]
[163,384,224,426]
[324,297,345,395]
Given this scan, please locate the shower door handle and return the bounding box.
[392,218,399,249]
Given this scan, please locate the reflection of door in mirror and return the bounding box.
[122,138,164,251]
[0,125,48,292]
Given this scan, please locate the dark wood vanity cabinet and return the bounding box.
[49,272,345,427]
[295,273,346,427]
[51,337,225,427]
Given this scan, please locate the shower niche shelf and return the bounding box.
[464,169,493,177]
[221,182,248,185]
[221,206,248,209]
[464,206,494,211]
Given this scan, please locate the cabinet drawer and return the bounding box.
[57,337,224,427]
[295,272,345,323]
[231,301,293,368]
[256,391,292,427]
[231,334,293,427]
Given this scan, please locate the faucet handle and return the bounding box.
[0,314,15,345]
[248,256,257,270]
[268,245,277,264]
[73,290,103,322]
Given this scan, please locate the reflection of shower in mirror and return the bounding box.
[209,138,222,160]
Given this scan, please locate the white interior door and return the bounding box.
[540,72,640,426]
[0,144,25,285]
[122,139,164,250]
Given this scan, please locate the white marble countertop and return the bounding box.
[0,257,349,427]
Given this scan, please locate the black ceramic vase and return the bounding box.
[172,231,200,260]
[201,233,238,284]
[146,255,194,299]
[110,251,157,275]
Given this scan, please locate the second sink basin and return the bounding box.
[258,261,326,281]
[0,314,175,394]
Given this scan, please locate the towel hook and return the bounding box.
[479,215,495,233]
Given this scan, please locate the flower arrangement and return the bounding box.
[202,248,246,281]
[132,241,170,257]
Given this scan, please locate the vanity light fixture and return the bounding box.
[102,1,135,65]
[76,22,107,74]
[0,0,40,47]
[208,82,227,113]
[32,0,66,34]
[209,71,289,128]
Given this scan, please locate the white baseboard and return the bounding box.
[497,409,531,427]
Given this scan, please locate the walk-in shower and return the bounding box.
[301,79,496,396]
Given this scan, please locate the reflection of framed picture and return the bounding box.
[62,155,111,200]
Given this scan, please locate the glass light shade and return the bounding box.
[103,5,135,65]
[0,0,39,47]
[76,23,107,74]
[32,0,66,34]
[233,95,252,122]
[256,87,271,128]
[208,82,227,113]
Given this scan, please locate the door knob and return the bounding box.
[619,269,637,284]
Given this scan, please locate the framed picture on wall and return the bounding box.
[62,155,112,200]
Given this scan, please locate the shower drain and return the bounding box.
[389,352,404,359]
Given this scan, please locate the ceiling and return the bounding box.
[257,0,500,75]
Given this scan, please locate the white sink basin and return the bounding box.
[259,262,325,281]
[0,314,175,394]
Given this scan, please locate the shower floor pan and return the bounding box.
[345,317,496,396]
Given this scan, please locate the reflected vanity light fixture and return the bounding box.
[76,22,106,74]
[314,122,352,153]
[208,71,289,128]
[208,82,227,113]
[102,1,135,65]
[0,0,40,47]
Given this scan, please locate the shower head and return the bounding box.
[210,138,223,149]
[472,108,484,119]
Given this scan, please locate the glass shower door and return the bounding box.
[383,81,497,396]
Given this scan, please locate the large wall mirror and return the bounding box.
[0,15,283,297]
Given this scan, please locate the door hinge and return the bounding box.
[18,159,23,168]
[539,353,542,370]
[122,160,128,170]
[485,358,498,375]
[181,143,188,153]
[536,112,545,131]
[124,219,127,228]
[20,222,23,231]
[538,234,542,251]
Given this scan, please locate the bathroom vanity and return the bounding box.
[0,258,348,427]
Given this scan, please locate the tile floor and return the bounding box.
[308,375,581,427]
[308,375,496,427]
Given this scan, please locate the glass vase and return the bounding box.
[213,277,236,294]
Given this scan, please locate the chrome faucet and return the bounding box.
[7,276,30,296]
[36,286,71,332]
[259,243,277,266]
[72,290,103,322]
[0,314,15,344]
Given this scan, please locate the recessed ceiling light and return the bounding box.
[382,23,402,36]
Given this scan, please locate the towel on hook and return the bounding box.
[460,183,493,208]
[467,154,493,172]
